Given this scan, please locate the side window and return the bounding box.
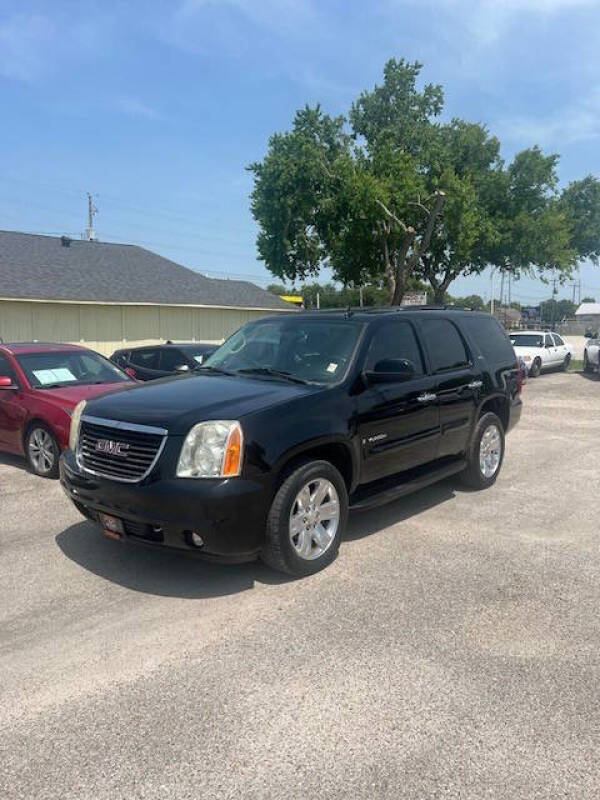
[552,334,564,346]
[544,335,554,348]
[159,348,186,371]
[420,319,470,372]
[0,354,17,382]
[130,349,159,369]
[365,322,424,375]
[460,315,515,364]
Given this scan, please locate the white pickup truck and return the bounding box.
[509,331,573,377]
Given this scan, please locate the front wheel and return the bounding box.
[460,412,505,490]
[261,460,348,576]
[26,424,59,478]
[530,358,541,378]
[562,354,571,372]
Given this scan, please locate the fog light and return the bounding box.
[191,532,204,547]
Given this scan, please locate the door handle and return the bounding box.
[467,380,483,390]
[417,392,437,403]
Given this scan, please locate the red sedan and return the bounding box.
[0,342,134,478]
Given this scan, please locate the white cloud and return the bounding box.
[114,96,162,120]
[501,86,600,145]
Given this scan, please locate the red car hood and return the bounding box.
[36,382,132,410]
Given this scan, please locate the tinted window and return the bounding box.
[552,334,564,346]
[461,315,515,364]
[130,349,160,369]
[159,348,187,371]
[0,354,17,382]
[420,319,469,372]
[112,350,129,366]
[544,335,554,347]
[365,322,424,375]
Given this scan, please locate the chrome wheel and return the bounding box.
[28,428,55,474]
[479,424,501,479]
[289,478,340,561]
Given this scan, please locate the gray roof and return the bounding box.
[0,230,294,311]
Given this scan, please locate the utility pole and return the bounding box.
[490,266,498,316]
[84,192,98,241]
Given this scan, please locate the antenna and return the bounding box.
[83,192,98,241]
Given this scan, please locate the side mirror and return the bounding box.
[174,364,191,374]
[0,376,16,390]
[365,359,416,384]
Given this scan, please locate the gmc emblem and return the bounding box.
[95,439,130,457]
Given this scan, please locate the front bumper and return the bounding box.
[59,449,269,562]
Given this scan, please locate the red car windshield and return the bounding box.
[16,350,131,389]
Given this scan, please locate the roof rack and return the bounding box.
[300,304,474,315]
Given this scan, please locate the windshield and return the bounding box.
[203,318,363,384]
[510,334,543,347]
[17,350,132,389]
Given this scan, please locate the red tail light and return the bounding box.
[516,365,524,395]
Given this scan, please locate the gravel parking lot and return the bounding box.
[1,371,600,799]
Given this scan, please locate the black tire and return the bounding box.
[460,412,505,490]
[530,358,541,378]
[261,460,348,577]
[584,352,592,373]
[25,423,60,478]
[562,354,571,372]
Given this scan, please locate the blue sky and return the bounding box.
[1,0,600,305]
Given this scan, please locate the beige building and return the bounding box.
[0,231,294,357]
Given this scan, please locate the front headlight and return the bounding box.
[176,421,243,478]
[69,400,87,451]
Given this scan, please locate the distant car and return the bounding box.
[509,331,573,377]
[0,342,133,477]
[110,342,219,381]
[584,339,600,373]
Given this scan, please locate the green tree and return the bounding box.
[582,296,596,303]
[539,298,577,324]
[250,59,600,305]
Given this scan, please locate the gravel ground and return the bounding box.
[1,370,600,799]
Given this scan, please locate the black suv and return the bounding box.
[110,342,218,381]
[60,308,522,576]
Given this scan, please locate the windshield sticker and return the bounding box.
[193,355,204,364]
[32,368,77,385]
[327,362,338,373]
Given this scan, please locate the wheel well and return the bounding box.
[478,396,509,432]
[23,418,53,448]
[276,443,354,494]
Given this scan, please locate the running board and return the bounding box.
[349,458,467,511]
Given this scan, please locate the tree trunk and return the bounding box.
[390,228,415,305]
[382,236,396,299]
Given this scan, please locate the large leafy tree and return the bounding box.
[250,59,600,304]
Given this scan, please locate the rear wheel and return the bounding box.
[261,460,348,576]
[530,358,541,378]
[460,412,505,490]
[26,424,59,478]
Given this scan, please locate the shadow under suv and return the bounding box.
[60,308,522,576]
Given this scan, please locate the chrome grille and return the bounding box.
[77,416,167,483]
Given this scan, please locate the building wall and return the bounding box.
[0,300,286,357]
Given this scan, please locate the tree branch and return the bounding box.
[374,199,409,232]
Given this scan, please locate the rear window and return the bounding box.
[462,316,516,364]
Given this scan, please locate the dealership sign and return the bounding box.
[401,293,428,306]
